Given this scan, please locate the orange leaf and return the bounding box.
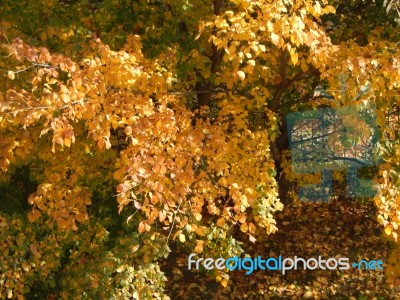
[240,222,248,233]
[138,221,150,233]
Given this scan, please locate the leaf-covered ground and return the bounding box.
[163,198,400,299]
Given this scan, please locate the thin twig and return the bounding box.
[0,63,59,74]
[164,202,182,250]
[2,100,85,115]
[2,32,10,45]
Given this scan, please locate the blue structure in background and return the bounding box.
[287,103,381,202]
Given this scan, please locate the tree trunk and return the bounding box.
[270,116,292,204]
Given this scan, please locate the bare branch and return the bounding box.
[164,202,182,251]
[1,100,85,115]
[0,63,59,74]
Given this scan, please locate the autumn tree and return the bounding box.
[0,0,400,298]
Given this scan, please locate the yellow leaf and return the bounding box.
[48,78,58,85]
[238,213,246,224]
[393,222,398,230]
[59,32,68,40]
[28,209,41,222]
[179,233,186,243]
[240,222,248,233]
[217,217,226,227]
[271,33,280,46]
[194,240,204,253]
[159,210,166,222]
[267,21,274,32]
[194,212,202,221]
[221,279,228,288]
[64,138,71,147]
[7,289,12,299]
[249,234,256,243]
[125,126,132,135]
[97,139,104,150]
[248,222,256,234]
[60,93,70,103]
[7,71,15,80]
[194,21,205,41]
[84,144,91,154]
[385,226,392,236]
[301,60,309,72]
[138,221,146,233]
[131,244,140,252]
[113,169,124,181]
[195,226,206,236]
[291,52,298,65]
[131,137,139,145]
[236,70,246,81]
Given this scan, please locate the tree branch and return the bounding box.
[270,50,289,112]
[0,63,59,75]
[1,100,85,114]
[196,0,225,108]
[164,202,182,252]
